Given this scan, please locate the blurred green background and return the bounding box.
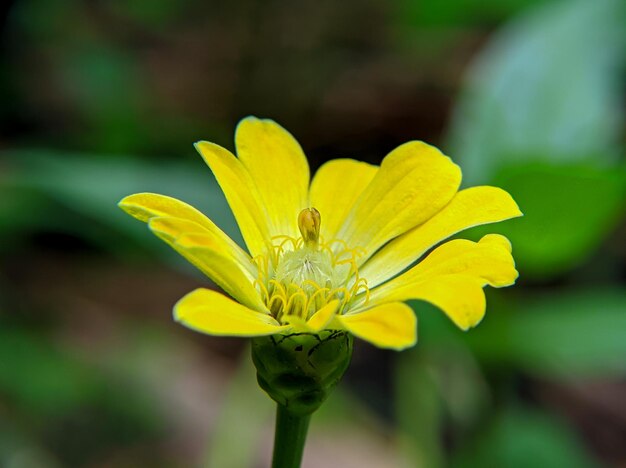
[1,0,625,466]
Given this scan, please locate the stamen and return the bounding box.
[255,210,370,323]
[254,279,270,302]
[298,208,321,248]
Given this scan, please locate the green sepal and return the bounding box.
[251,330,353,415]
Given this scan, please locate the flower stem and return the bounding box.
[271,404,311,468]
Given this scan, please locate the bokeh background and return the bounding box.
[1,0,625,466]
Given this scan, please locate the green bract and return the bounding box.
[251,331,353,415]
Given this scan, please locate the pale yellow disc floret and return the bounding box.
[253,208,369,323]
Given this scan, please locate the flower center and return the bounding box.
[253,208,369,323]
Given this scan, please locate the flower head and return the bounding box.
[119,117,521,350]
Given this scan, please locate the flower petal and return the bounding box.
[400,234,518,288]
[335,302,417,350]
[235,117,310,239]
[481,233,513,253]
[367,234,518,305]
[119,192,256,275]
[360,186,522,287]
[306,300,340,332]
[387,275,487,330]
[357,235,517,329]
[309,159,378,242]
[194,141,271,258]
[279,314,309,332]
[174,288,289,337]
[337,141,461,262]
[280,301,339,333]
[149,217,267,312]
[119,192,214,225]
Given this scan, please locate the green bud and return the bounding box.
[251,330,353,415]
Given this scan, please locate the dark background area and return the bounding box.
[1,0,625,466]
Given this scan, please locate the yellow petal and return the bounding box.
[194,141,271,258]
[279,314,309,332]
[360,186,522,287]
[306,300,340,332]
[368,235,518,306]
[174,288,289,337]
[337,141,461,262]
[358,236,516,329]
[309,159,378,242]
[279,302,339,333]
[145,214,255,275]
[118,192,253,268]
[149,217,267,312]
[335,302,417,350]
[377,275,487,330]
[119,192,214,225]
[480,233,513,253]
[235,117,310,239]
[406,235,518,287]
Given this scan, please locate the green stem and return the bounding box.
[271,404,311,468]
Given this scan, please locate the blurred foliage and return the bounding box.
[446,0,626,278]
[396,0,626,466]
[396,0,552,27]
[205,349,273,468]
[396,348,446,467]
[469,288,626,378]
[0,0,624,466]
[0,328,165,467]
[488,163,626,278]
[452,407,599,468]
[0,149,240,262]
[447,0,625,182]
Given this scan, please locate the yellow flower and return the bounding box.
[119,117,521,351]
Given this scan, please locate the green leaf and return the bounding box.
[467,161,626,277]
[447,0,625,185]
[1,149,241,254]
[466,288,626,378]
[396,0,550,28]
